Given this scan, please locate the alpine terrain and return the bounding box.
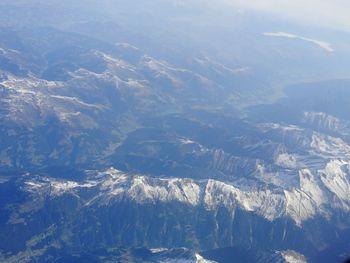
[0,0,350,262]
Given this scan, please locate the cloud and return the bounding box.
[263,32,334,52]
[220,0,350,32]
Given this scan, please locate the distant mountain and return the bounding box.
[0,1,350,262]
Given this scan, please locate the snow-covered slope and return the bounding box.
[1,3,350,262]
[21,158,350,226]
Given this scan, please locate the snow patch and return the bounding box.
[276,153,299,169]
[320,160,350,209]
[311,133,350,158]
[284,188,317,226]
[195,253,217,263]
[150,248,168,253]
[281,250,307,263]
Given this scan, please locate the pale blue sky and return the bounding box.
[214,0,350,31]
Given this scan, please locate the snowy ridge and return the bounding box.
[310,132,350,158]
[303,112,342,131]
[0,74,99,128]
[23,160,350,226]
